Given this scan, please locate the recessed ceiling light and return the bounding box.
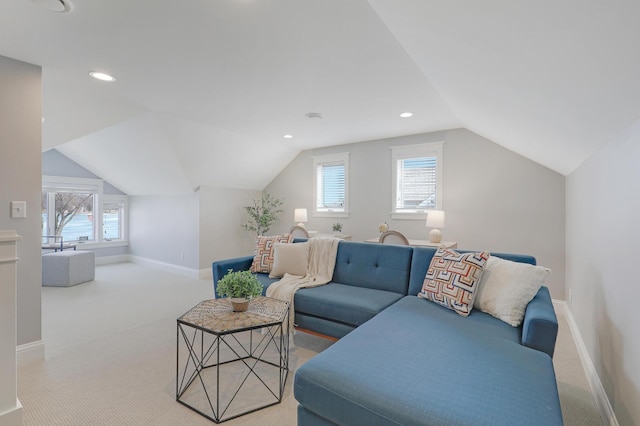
[400,112,413,118]
[283,134,293,139]
[89,71,116,82]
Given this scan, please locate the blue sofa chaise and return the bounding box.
[212,240,563,425]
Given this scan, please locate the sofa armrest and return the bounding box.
[212,256,254,293]
[521,286,558,358]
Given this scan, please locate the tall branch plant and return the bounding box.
[242,193,283,236]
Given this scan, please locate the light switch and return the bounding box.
[11,201,26,218]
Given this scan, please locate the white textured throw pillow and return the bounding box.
[474,256,551,327]
[269,242,310,278]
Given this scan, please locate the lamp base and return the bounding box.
[429,229,442,244]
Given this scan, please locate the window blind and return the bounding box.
[396,157,436,210]
[317,164,345,210]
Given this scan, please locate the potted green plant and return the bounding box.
[332,222,343,235]
[216,270,264,312]
[242,192,283,236]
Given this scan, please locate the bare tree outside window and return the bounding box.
[53,192,93,236]
[42,178,127,243]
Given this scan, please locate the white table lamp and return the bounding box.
[426,210,445,243]
[294,208,308,228]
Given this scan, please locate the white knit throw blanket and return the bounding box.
[266,237,340,333]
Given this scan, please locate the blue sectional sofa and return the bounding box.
[212,240,563,425]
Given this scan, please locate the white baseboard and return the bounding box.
[199,268,212,279]
[17,339,45,366]
[553,300,619,426]
[95,254,208,279]
[128,255,200,279]
[0,399,22,426]
[95,254,129,265]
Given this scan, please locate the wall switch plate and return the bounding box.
[11,201,26,218]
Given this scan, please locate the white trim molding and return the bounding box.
[0,399,22,426]
[91,255,204,277]
[553,300,619,426]
[128,255,200,279]
[0,230,23,425]
[95,254,130,266]
[17,340,45,366]
[199,268,213,279]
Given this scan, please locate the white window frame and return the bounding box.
[313,152,350,218]
[391,142,444,220]
[102,194,129,243]
[42,176,128,248]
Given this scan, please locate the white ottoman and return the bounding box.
[42,251,95,287]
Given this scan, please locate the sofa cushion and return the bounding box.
[295,296,563,426]
[269,242,310,278]
[253,273,281,295]
[418,248,489,316]
[332,241,413,294]
[294,283,404,328]
[475,256,551,326]
[250,234,293,273]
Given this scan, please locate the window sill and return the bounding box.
[313,211,350,219]
[74,240,129,250]
[391,212,428,220]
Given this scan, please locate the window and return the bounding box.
[391,142,443,219]
[42,176,128,245]
[102,195,127,241]
[313,153,349,217]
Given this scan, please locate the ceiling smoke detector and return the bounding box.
[305,112,322,120]
[31,0,73,13]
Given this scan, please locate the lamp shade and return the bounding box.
[294,208,308,223]
[426,210,445,229]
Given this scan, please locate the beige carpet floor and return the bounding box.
[18,262,603,425]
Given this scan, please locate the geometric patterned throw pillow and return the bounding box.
[418,248,490,316]
[250,234,294,274]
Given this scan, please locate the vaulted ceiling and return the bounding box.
[2,0,639,195]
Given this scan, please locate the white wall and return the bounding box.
[566,118,640,426]
[198,186,262,272]
[128,187,262,276]
[266,128,566,299]
[129,194,200,270]
[0,55,42,347]
[42,149,126,195]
